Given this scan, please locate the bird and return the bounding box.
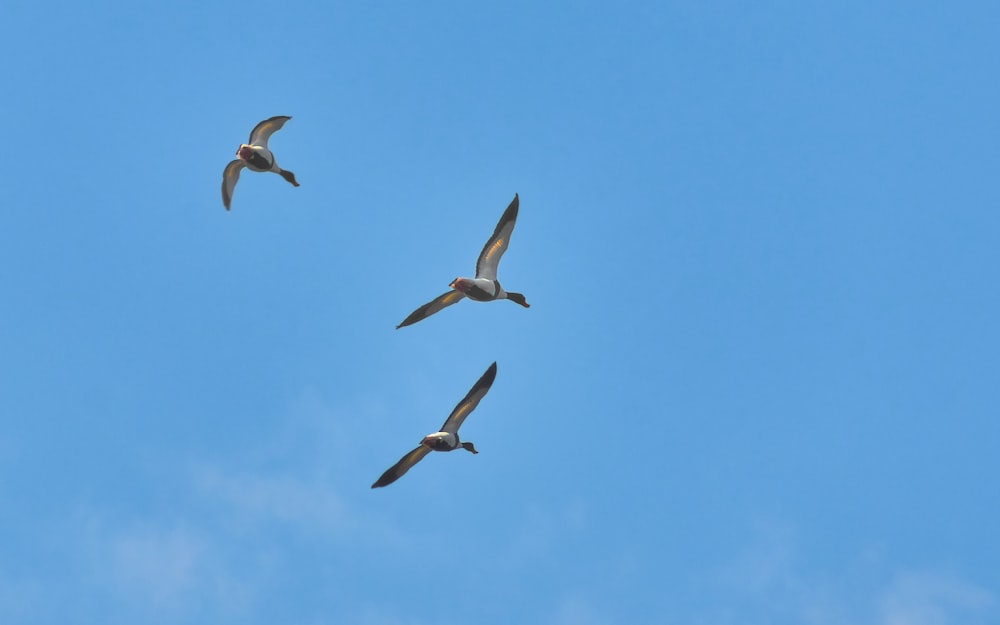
[221,115,300,210]
[371,362,498,488]
[396,194,530,328]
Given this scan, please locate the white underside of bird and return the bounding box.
[396,195,530,328]
[221,115,300,210]
[371,362,498,488]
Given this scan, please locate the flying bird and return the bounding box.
[396,194,530,328]
[371,362,498,488]
[221,115,300,210]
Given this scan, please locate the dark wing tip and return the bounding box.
[396,291,461,329]
[395,312,418,328]
[396,315,417,329]
[505,194,519,217]
[371,470,397,489]
[372,445,429,488]
[394,316,416,329]
[498,195,520,233]
[480,361,498,389]
[396,302,433,329]
[502,194,518,218]
[465,361,497,397]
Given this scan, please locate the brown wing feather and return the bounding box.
[475,194,519,280]
[396,290,465,329]
[221,159,244,210]
[371,445,432,488]
[248,115,292,148]
[440,362,498,433]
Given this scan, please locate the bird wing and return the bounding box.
[475,194,519,280]
[248,115,292,148]
[396,290,465,329]
[221,159,245,210]
[440,362,497,434]
[371,445,432,488]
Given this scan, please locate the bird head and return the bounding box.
[506,292,530,308]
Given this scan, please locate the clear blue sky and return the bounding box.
[1,2,998,624]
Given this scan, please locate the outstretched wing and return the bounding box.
[396,290,465,329]
[371,445,432,488]
[440,362,497,434]
[221,159,245,210]
[475,194,519,280]
[248,115,292,148]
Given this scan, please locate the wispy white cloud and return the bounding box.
[0,570,43,625]
[194,465,350,534]
[104,525,204,608]
[551,594,610,625]
[714,518,799,597]
[79,511,255,623]
[492,499,590,569]
[351,606,434,625]
[878,569,995,625]
[701,518,998,625]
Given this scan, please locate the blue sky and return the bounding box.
[1,1,998,623]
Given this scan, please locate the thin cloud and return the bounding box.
[106,526,204,608]
[76,507,255,622]
[551,594,610,625]
[702,519,997,625]
[194,465,350,534]
[878,569,996,625]
[0,570,43,624]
